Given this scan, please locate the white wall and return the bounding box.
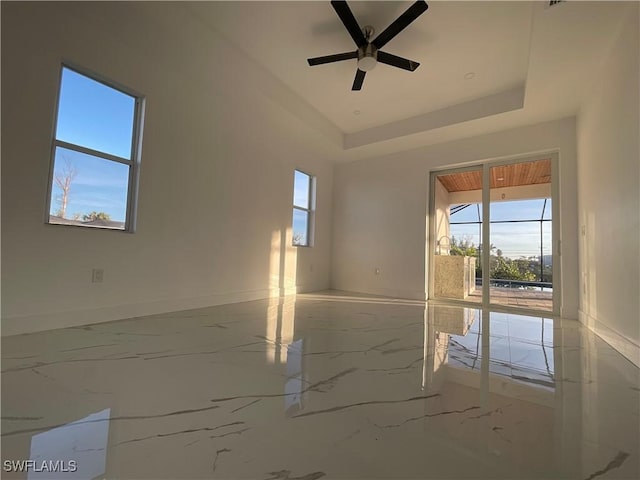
[576,5,639,366]
[331,117,579,319]
[434,178,450,254]
[449,183,551,204]
[1,2,337,335]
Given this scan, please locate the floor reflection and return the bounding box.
[28,409,110,479]
[285,339,305,416]
[427,306,555,391]
[423,306,561,475]
[265,296,296,365]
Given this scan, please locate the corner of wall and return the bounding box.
[579,309,640,368]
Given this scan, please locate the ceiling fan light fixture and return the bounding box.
[357,44,378,72]
[358,56,377,72]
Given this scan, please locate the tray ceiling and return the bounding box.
[185,1,631,155]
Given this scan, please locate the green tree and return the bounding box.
[83,211,111,221]
[450,239,550,283]
[492,257,536,282]
[450,236,478,257]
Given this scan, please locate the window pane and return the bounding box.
[450,224,482,252]
[293,170,310,209]
[490,199,546,222]
[56,67,136,160]
[49,146,129,230]
[541,220,553,282]
[490,222,541,259]
[450,203,481,223]
[542,198,552,220]
[292,209,309,246]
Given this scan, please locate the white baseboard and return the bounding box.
[328,284,427,301]
[379,288,427,301]
[579,309,640,367]
[295,282,326,295]
[2,287,283,337]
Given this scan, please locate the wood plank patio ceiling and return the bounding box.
[438,159,552,192]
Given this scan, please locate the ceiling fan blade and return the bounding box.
[352,69,366,90]
[377,51,420,71]
[372,0,428,50]
[331,1,368,47]
[307,51,358,66]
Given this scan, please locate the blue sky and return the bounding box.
[56,68,135,159]
[450,199,552,259]
[292,171,311,243]
[51,147,129,221]
[50,68,135,222]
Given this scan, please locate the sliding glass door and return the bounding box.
[429,155,559,315]
[488,159,553,311]
[431,166,483,304]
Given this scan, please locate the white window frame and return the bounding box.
[292,169,316,247]
[45,63,145,232]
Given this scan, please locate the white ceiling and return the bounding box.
[186,1,631,157]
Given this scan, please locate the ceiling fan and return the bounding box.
[307,0,429,91]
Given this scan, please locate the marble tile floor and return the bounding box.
[1,291,638,479]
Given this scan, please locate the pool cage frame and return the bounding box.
[450,199,552,285]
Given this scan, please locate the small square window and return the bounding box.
[46,65,144,231]
[292,170,315,247]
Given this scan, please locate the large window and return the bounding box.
[46,65,144,231]
[292,170,315,247]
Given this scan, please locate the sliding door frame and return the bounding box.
[428,152,561,317]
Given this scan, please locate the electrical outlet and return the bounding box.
[375,267,381,275]
[92,268,104,283]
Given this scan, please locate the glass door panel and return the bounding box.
[488,159,553,312]
[432,168,483,304]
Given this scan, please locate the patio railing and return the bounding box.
[475,278,553,291]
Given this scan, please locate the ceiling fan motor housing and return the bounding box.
[358,43,378,71]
